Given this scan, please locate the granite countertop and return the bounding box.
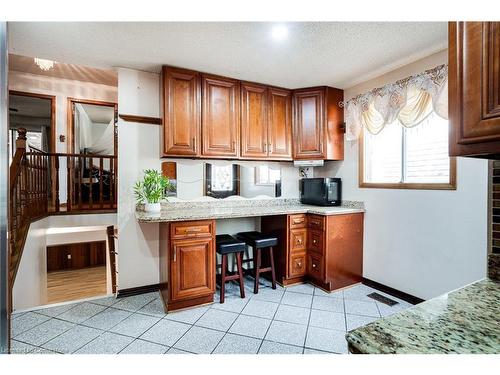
[136,203,365,223]
[345,279,500,354]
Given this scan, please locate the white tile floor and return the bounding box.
[10,277,413,354]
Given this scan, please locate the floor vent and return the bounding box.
[367,292,399,306]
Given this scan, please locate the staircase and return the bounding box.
[8,128,118,295]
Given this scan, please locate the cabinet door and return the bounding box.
[240,82,268,158]
[170,237,215,301]
[268,88,292,159]
[201,74,240,157]
[307,253,324,281]
[293,88,325,159]
[162,67,200,156]
[449,22,500,157]
[288,252,307,278]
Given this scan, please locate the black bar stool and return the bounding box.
[216,234,246,304]
[237,231,277,294]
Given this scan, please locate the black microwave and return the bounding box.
[300,178,342,206]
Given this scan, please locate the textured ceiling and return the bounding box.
[9,53,117,86]
[8,22,447,89]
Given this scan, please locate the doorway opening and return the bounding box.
[8,90,55,163]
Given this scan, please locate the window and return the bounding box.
[255,165,281,186]
[360,112,456,189]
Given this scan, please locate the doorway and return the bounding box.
[8,90,55,162]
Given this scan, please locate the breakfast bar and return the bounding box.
[137,198,365,312]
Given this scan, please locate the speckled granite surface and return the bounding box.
[345,279,500,354]
[136,199,365,222]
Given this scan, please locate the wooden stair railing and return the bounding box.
[106,225,118,293]
[9,128,50,285]
[9,128,119,289]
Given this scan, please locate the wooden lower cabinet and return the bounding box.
[159,220,216,312]
[262,212,364,291]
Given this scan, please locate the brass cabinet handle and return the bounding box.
[313,239,318,245]
[297,262,302,267]
[293,218,304,224]
[173,246,177,262]
[297,239,302,244]
[264,143,267,153]
[312,263,317,268]
[268,143,272,153]
[192,137,196,151]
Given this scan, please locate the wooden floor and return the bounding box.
[47,266,107,304]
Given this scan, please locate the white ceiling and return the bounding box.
[9,54,117,86]
[8,22,447,89]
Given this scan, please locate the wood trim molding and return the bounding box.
[119,114,162,125]
[116,283,160,298]
[358,129,458,190]
[362,278,425,305]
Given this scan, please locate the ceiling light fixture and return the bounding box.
[271,25,288,41]
[34,58,55,71]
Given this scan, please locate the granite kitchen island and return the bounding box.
[345,278,500,354]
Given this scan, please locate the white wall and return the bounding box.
[317,50,488,300]
[117,68,162,289]
[13,218,48,311]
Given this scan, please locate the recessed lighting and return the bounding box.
[271,25,288,41]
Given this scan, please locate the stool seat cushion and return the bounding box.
[216,234,246,254]
[236,231,278,248]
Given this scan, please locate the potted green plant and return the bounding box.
[134,169,172,213]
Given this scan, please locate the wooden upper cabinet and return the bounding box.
[293,88,325,159]
[162,67,200,156]
[201,74,240,158]
[292,87,344,160]
[268,88,292,159]
[240,82,268,158]
[449,22,500,158]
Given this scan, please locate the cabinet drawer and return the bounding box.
[307,253,324,281]
[308,230,324,254]
[308,215,325,231]
[170,221,214,239]
[289,228,307,252]
[288,252,307,278]
[288,214,307,229]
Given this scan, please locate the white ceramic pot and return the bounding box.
[144,202,161,213]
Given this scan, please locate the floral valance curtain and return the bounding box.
[343,64,448,141]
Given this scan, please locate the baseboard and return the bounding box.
[362,278,424,305]
[116,284,160,298]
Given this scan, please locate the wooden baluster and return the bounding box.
[89,156,93,209]
[109,157,114,209]
[66,155,72,212]
[99,158,104,209]
[54,156,60,212]
[78,155,83,210]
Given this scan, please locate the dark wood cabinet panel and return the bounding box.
[307,252,324,281]
[160,220,216,312]
[169,237,215,302]
[162,66,200,156]
[47,241,106,272]
[201,74,240,157]
[268,88,292,159]
[293,88,325,159]
[449,22,500,157]
[240,82,268,158]
[289,252,307,278]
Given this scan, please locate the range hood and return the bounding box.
[293,160,324,167]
